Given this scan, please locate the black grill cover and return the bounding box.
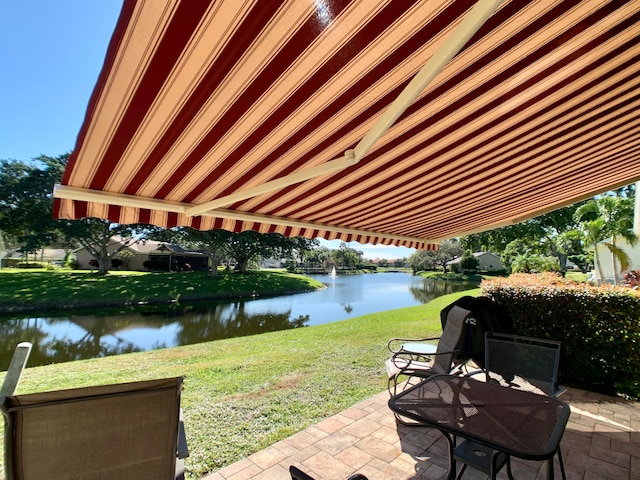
[440,296,514,367]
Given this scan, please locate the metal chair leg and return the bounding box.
[505,456,514,480]
[557,447,567,480]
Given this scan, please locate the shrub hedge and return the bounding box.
[15,261,57,270]
[481,273,640,398]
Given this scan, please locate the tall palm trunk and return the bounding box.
[611,236,619,285]
[594,245,605,285]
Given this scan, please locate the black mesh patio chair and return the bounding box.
[289,465,368,480]
[454,333,566,480]
[0,342,189,480]
[484,333,563,397]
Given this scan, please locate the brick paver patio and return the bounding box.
[202,386,639,480]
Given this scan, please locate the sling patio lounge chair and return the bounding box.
[0,342,188,480]
[385,305,474,396]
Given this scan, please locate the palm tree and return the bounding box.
[574,196,637,284]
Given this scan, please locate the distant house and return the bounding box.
[2,248,69,267]
[261,257,284,269]
[75,237,209,271]
[447,252,504,272]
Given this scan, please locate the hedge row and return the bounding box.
[481,273,640,398]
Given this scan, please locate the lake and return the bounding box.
[0,273,478,368]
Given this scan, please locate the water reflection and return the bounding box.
[409,278,479,304]
[0,274,477,369]
[0,304,309,369]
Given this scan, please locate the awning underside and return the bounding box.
[54,0,640,249]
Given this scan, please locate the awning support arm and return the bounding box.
[184,0,503,217]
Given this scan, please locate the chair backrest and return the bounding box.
[484,333,561,396]
[2,376,184,480]
[431,305,473,374]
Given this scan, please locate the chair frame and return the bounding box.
[289,465,368,480]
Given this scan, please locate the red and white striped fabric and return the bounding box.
[54,0,640,249]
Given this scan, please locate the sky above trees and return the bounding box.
[0,2,122,160]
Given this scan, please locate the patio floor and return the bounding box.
[202,386,639,480]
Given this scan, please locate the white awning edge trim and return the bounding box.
[185,0,504,216]
[54,184,188,213]
[54,184,436,245]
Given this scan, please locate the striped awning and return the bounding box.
[53,1,640,250]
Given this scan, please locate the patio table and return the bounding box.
[388,374,570,479]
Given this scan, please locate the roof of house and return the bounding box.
[75,237,205,256]
[447,251,501,264]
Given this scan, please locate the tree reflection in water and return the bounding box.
[174,302,308,346]
[409,278,479,304]
[0,302,309,369]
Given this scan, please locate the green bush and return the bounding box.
[65,258,79,270]
[482,273,640,398]
[16,261,50,269]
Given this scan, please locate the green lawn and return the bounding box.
[1,288,480,479]
[0,269,324,313]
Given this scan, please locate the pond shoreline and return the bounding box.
[0,284,328,315]
[0,269,325,315]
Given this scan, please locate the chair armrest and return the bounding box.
[1,342,32,397]
[389,348,460,370]
[387,336,440,353]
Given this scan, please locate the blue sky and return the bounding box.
[0,2,123,161]
[0,1,415,260]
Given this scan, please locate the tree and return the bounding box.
[501,238,536,272]
[408,249,437,274]
[0,155,67,258]
[300,245,332,271]
[181,228,232,277]
[460,222,542,254]
[226,231,316,273]
[548,229,587,273]
[408,240,463,274]
[434,240,464,273]
[460,203,584,256]
[331,243,363,270]
[574,195,637,284]
[59,218,146,275]
[510,253,560,273]
[459,251,480,273]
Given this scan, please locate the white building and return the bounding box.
[593,182,640,284]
